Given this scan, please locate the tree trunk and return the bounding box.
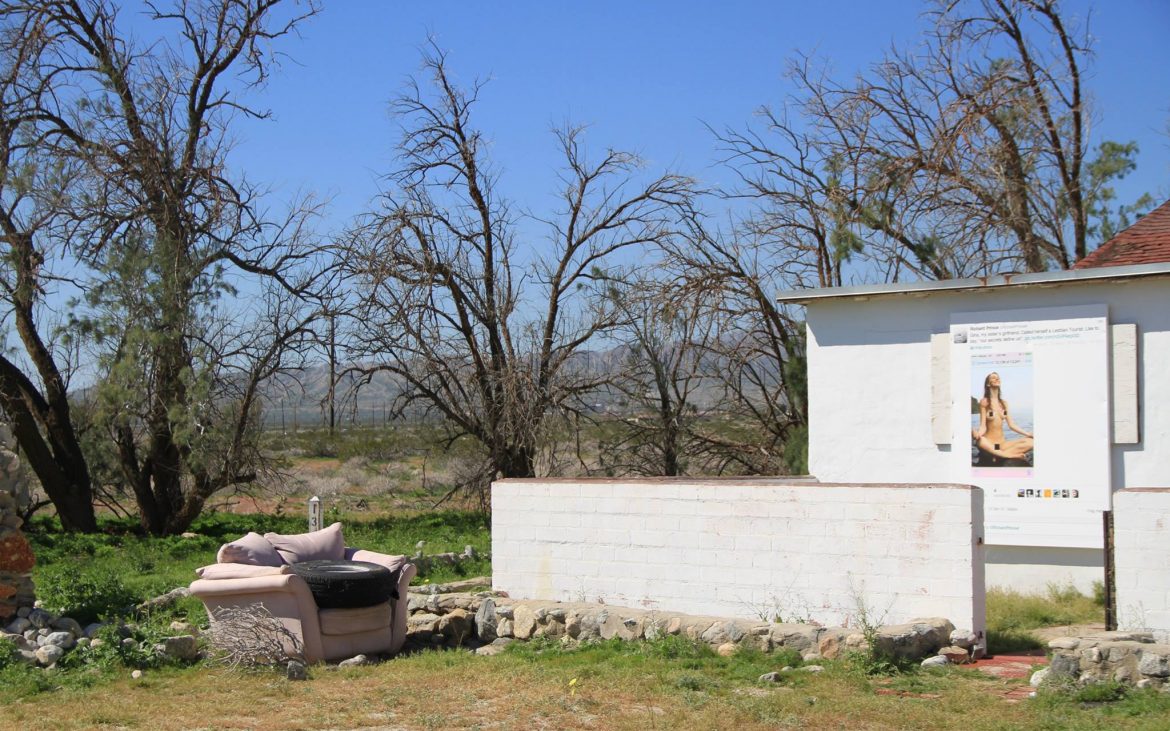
[496,446,536,479]
[0,361,96,532]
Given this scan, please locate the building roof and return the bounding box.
[1074,199,1170,269]
[774,261,1170,304]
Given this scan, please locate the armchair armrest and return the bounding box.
[195,563,291,580]
[344,548,418,595]
[344,548,408,572]
[190,572,305,598]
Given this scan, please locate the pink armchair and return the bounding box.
[189,523,417,663]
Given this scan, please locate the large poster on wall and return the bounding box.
[950,305,1110,548]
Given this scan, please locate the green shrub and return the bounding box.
[0,637,20,670]
[36,564,137,624]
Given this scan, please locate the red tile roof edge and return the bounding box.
[1074,199,1170,269]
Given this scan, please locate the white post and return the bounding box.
[308,495,322,532]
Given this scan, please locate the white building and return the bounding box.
[778,202,1170,592]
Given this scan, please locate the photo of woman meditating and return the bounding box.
[971,371,1034,467]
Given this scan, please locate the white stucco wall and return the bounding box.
[492,478,986,635]
[805,276,1170,593]
[1115,489,1170,641]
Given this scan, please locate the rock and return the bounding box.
[338,654,370,668]
[1049,653,1080,677]
[34,644,63,666]
[665,617,683,635]
[90,638,105,650]
[169,621,196,636]
[83,623,105,639]
[921,655,949,668]
[872,618,953,660]
[1030,668,1050,687]
[476,644,504,656]
[571,612,601,641]
[5,617,30,635]
[16,607,30,618]
[439,608,472,645]
[949,629,978,649]
[534,617,564,639]
[51,617,83,636]
[716,643,737,657]
[1139,652,1170,678]
[286,660,308,680]
[17,649,37,665]
[159,635,199,662]
[42,631,74,649]
[759,671,782,683]
[1137,678,1160,690]
[702,621,743,646]
[408,613,441,634]
[496,618,513,638]
[844,633,867,651]
[512,605,537,640]
[180,532,198,539]
[136,587,190,613]
[564,613,582,639]
[22,629,35,642]
[1048,637,1080,651]
[27,608,51,629]
[496,605,514,620]
[600,613,641,641]
[121,637,137,649]
[131,670,143,680]
[769,624,821,653]
[474,598,498,643]
[800,665,824,673]
[75,637,90,649]
[939,645,970,664]
[817,630,848,660]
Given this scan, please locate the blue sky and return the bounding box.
[219,0,1170,233]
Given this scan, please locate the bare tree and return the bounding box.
[658,216,808,476]
[599,278,716,477]
[1,0,326,534]
[790,0,1146,276]
[342,46,696,481]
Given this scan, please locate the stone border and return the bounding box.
[1039,632,1170,689]
[404,588,972,663]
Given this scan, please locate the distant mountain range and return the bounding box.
[253,345,758,429]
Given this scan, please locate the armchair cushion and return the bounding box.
[195,563,292,580]
[318,601,392,635]
[264,522,345,564]
[216,531,285,567]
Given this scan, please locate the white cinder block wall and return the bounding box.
[1115,489,1170,641]
[493,478,986,635]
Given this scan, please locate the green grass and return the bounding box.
[6,634,1170,729]
[986,583,1105,654]
[27,509,492,622]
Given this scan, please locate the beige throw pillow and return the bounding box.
[216,531,285,566]
[264,522,346,564]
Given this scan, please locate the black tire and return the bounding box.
[290,560,400,609]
